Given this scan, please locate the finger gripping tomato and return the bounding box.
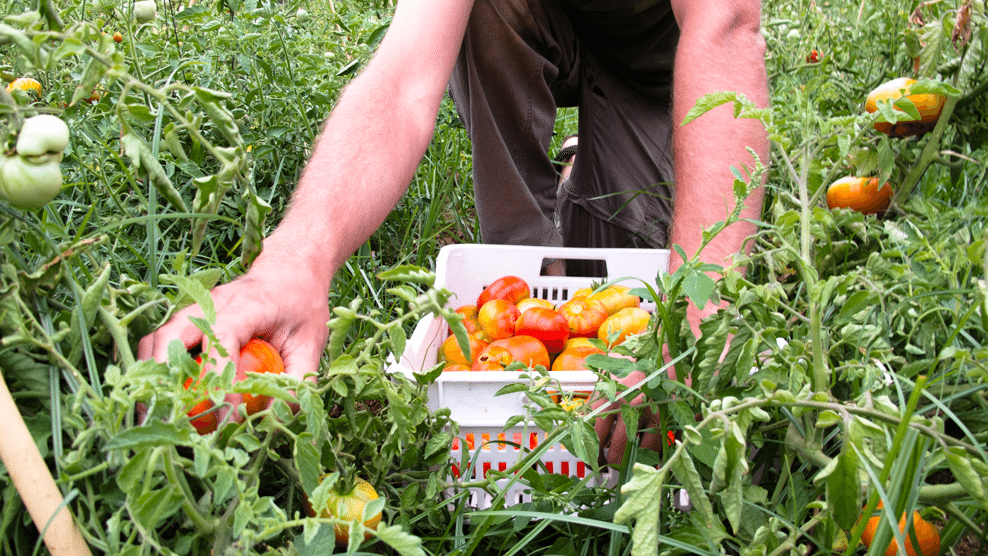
[859,502,940,556]
[865,77,946,137]
[826,177,893,215]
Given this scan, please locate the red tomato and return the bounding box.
[598,307,651,346]
[184,366,217,435]
[826,177,893,215]
[238,338,285,415]
[515,307,570,353]
[472,335,550,371]
[477,275,530,308]
[558,298,609,338]
[478,299,521,340]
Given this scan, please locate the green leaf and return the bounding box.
[614,463,664,556]
[681,270,716,309]
[120,130,188,212]
[945,446,988,510]
[670,449,716,527]
[374,523,427,556]
[134,485,185,529]
[825,443,860,531]
[105,420,192,451]
[295,432,322,493]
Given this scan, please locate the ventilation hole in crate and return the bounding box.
[451,464,461,479]
[529,433,538,450]
[498,462,507,472]
[577,461,586,478]
[483,462,492,477]
[545,462,554,473]
[481,433,490,450]
[561,461,570,475]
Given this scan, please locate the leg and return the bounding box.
[448,0,579,247]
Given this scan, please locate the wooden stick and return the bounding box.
[0,372,92,556]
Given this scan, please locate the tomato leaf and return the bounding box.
[614,463,665,556]
[105,420,192,451]
[134,486,185,529]
[946,446,988,510]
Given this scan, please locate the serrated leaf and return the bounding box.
[615,463,664,556]
[105,420,192,451]
[134,486,185,529]
[670,450,715,527]
[826,443,860,531]
[375,523,427,556]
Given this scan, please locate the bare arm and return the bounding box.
[595,0,769,464]
[139,0,475,392]
[668,0,770,331]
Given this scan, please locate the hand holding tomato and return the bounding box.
[139,250,332,423]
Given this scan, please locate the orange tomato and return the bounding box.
[472,335,550,371]
[587,285,640,315]
[558,298,609,338]
[860,502,940,556]
[184,367,217,435]
[238,338,285,415]
[478,299,521,340]
[477,275,530,308]
[439,334,488,367]
[826,177,893,215]
[598,307,651,346]
[865,77,945,137]
[112,31,123,42]
[450,304,488,342]
[562,337,602,351]
[442,363,472,372]
[6,77,41,95]
[514,307,570,353]
[551,344,605,371]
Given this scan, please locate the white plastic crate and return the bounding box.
[388,244,670,508]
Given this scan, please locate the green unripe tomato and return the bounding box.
[296,8,309,22]
[16,114,70,163]
[133,0,157,22]
[0,155,64,210]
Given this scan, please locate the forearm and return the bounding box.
[258,74,438,283]
[669,3,769,323]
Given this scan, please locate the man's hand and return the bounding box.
[592,368,668,468]
[137,256,331,423]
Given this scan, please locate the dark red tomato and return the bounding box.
[477,275,530,308]
[515,307,570,353]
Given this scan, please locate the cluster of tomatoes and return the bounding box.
[805,49,820,63]
[439,275,650,373]
[826,77,947,215]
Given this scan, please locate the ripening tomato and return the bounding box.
[472,335,550,371]
[477,275,530,308]
[598,307,651,346]
[516,297,556,313]
[439,334,488,367]
[826,177,893,215]
[184,367,218,435]
[551,344,605,371]
[587,285,641,315]
[515,307,570,353]
[569,287,592,300]
[450,305,488,341]
[306,476,382,545]
[859,502,940,556]
[5,77,41,95]
[558,298,609,338]
[865,77,946,137]
[563,337,602,352]
[478,299,521,340]
[238,338,285,415]
[442,363,472,372]
[112,31,123,42]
